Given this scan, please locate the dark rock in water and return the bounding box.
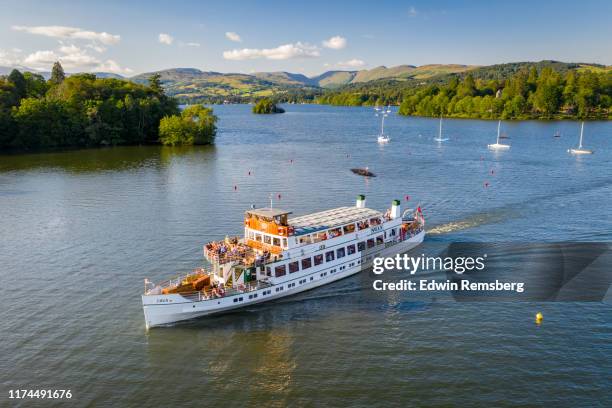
[351,168,376,177]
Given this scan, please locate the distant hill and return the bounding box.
[0,65,124,80]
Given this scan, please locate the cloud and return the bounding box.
[158,33,174,45]
[0,49,22,65]
[337,58,366,68]
[22,45,131,74]
[322,35,347,50]
[223,42,320,60]
[225,32,242,42]
[185,42,200,47]
[409,6,418,17]
[12,25,120,45]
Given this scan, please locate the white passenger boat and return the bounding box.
[142,195,425,329]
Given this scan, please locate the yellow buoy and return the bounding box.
[535,312,543,324]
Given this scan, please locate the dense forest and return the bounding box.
[0,62,183,150]
[317,63,612,119]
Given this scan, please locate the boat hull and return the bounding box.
[142,230,425,329]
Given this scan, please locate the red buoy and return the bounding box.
[405,195,410,201]
[484,182,489,188]
[234,185,237,191]
[278,193,282,199]
[491,169,495,175]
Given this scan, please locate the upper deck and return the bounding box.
[289,206,384,236]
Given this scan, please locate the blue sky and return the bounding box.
[0,0,610,76]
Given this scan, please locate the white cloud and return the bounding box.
[158,33,174,45]
[322,35,347,50]
[225,32,242,42]
[223,42,320,60]
[12,25,120,45]
[409,6,418,17]
[0,49,22,65]
[95,59,133,75]
[86,44,106,53]
[185,42,200,47]
[337,58,366,68]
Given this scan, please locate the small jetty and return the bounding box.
[351,168,376,177]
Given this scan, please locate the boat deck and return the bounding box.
[290,206,383,235]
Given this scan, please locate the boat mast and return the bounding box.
[579,121,584,148]
[439,115,443,139]
[497,120,501,144]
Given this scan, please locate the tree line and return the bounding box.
[0,62,216,150]
[316,66,611,120]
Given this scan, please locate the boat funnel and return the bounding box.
[391,199,401,219]
[356,194,366,208]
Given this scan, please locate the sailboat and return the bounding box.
[375,105,391,144]
[568,122,593,155]
[554,131,561,138]
[487,120,510,150]
[433,115,449,142]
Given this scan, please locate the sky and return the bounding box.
[0,0,611,77]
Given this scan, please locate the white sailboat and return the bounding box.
[487,120,510,150]
[568,122,593,155]
[375,105,391,144]
[433,115,449,142]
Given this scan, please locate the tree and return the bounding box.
[159,104,217,146]
[253,98,285,114]
[50,61,66,85]
[8,69,27,100]
[149,73,163,95]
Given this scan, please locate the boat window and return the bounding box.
[275,265,286,277]
[337,247,346,258]
[264,235,272,244]
[325,250,335,262]
[391,228,396,236]
[301,257,312,270]
[347,244,356,255]
[343,224,356,234]
[329,227,342,238]
[370,217,382,226]
[357,220,369,230]
[376,235,384,245]
[289,261,299,273]
[282,238,287,248]
[315,232,327,242]
[367,239,375,249]
[314,254,324,266]
[273,237,281,247]
[358,241,366,251]
[266,267,271,277]
[248,231,254,239]
[255,234,262,242]
[298,235,312,244]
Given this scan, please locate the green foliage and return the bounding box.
[159,104,217,146]
[252,98,285,114]
[396,67,610,120]
[50,61,66,85]
[0,67,179,150]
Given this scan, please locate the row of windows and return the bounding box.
[232,289,273,303]
[296,217,384,245]
[247,230,288,248]
[271,235,385,277]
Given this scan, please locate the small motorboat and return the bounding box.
[351,167,376,177]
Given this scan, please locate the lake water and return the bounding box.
[1,104,611,406]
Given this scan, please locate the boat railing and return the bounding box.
[145,267,212,295]
[178,279,273,302]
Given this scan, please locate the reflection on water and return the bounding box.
[0,104,611,406]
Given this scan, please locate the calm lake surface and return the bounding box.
[1,104,611,407]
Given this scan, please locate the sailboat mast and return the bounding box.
[497,120,501,144]
[381,112,385,136]
[439,116,442,139]
[579,122,584,148]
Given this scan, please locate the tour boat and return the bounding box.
[433,115,449,142]
[487,120,510,150]
[375,105,391,144]
[142,195,425,329]
[568,122,593,155]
